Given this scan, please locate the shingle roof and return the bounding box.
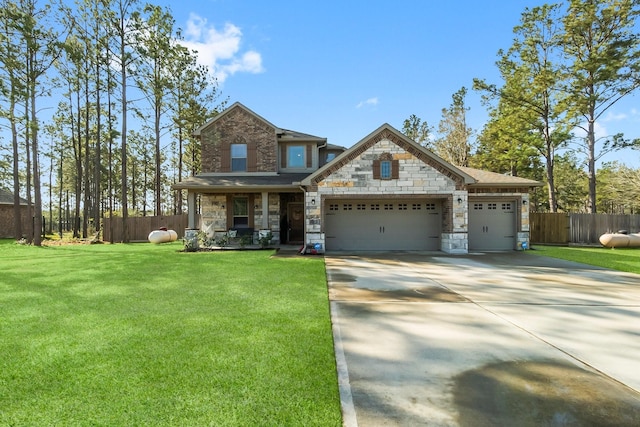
[0,188,29,205]
[278,128,327,144]
[172,173,310,191]
[458,166,542,187]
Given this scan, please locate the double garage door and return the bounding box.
[468,200,517,251]
[324,199,441,251]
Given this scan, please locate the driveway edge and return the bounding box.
[330,301,358,427]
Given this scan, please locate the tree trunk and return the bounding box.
[30,68,42,246]
[11,109,22,240]
[587,119,597,213]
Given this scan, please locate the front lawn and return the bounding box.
[0,240,341,426]
[529,245,640,275]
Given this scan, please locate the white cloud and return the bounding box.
[574,121,608,141]
[356,97,379,108]
[180,13,264,82]
[603,111,628,122]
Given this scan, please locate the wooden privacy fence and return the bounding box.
[530,213,640,245]
[103,214,193,242]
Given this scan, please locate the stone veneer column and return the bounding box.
[261,192,269,229]
[187,191,197,229]
[442,191,469,254]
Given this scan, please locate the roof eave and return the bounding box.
[171,183,303,192]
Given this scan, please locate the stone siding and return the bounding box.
[200,193,282,243]
[305,137,470,253]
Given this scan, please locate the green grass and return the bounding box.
[529,245,640,274]
[0,240,341,426]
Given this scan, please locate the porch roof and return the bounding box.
[171,173,310,192]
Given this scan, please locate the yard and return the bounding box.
[529,245,640,275]
[0,240,342,426]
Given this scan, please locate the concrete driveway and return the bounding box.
[325,252,640,427]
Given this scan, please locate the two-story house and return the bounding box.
[173,102,541,253]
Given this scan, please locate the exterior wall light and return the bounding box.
[457,197,463,204]
[311,198,316,205]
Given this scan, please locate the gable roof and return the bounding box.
[193,102,280,137]
[0,188,28,205]
[302,123,476,186]
[192,102,327,144]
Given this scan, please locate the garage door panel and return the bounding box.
[325,200,441,251]
[469,201,516,251]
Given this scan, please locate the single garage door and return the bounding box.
[324,199,441,251]
[468,200,516,251]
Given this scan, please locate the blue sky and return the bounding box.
[165,0,640,165]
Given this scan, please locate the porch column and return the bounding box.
[187,191,197,229]
[261,191,269,229]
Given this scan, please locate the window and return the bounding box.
[373,153,398,180]
[371,204,380,210]
[288,146,305,168]
[380,160,392,179]
[502,202,513,211]
[343,204,352,211]
[412,203,422,210]
[325,153,336,162]
[384,203,393,210]
[233,197,248,227]
[474,203,483,210]
[356,204,366,210]
[231,144,247,172]
[329,204,339,211]
[488,203,497,210]
[426,203,436,211]
[398,203,408,210]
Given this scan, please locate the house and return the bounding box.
[172,102,541,253]
[0,188,30,239]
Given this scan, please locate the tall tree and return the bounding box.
[474,4,573,212]
[22,0,65,245]
[472,100,542,179]
[0,1,28,239]
[133,4,175,215]
[434,87,473,166]
[401,114,432,147]
[168,45,225,213]
[110,0,140,242]
[597,161,640,213]
[562,0,640,213]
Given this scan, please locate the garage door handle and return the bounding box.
[379,226,385,233]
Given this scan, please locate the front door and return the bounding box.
[287,202,304,243]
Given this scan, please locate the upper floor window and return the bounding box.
[288,146,305,168]
[380,160,392,179]
[231,143,247,171]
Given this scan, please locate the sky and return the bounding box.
[152,0,640,167]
